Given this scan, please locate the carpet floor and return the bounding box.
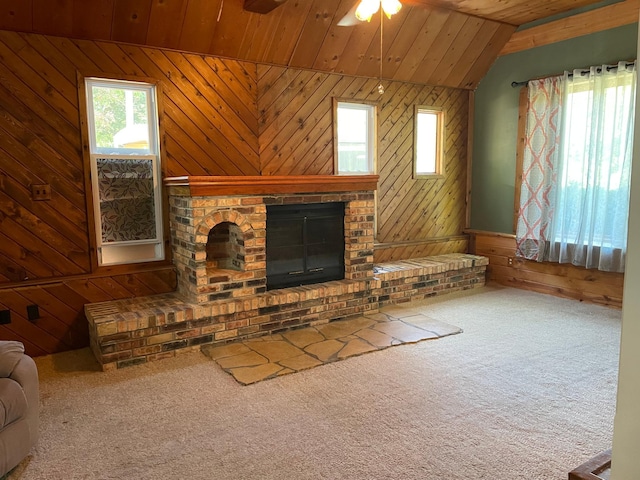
[7,285,621,480]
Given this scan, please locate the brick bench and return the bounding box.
[85,253,488,370]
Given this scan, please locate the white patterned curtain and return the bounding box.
[515,76,563,262]
[516,61,636,273]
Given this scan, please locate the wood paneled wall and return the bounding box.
[0,30,470,355]
[257,65,470,258]
[0,268,176,356]
[468,230,623,308]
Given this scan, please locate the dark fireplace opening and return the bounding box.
[266,202,345,290]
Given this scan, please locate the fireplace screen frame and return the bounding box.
[266,202,345,290]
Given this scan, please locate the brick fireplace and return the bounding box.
[84,175,488,370]
[167,175,379,304]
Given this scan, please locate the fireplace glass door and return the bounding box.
[266,203,344,290]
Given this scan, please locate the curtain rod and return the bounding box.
[511,61,636,88]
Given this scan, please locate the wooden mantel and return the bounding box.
[164,175,379,196]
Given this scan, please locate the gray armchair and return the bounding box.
[0,341,39,477]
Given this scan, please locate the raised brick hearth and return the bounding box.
[85,176,488,370]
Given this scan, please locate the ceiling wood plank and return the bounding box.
[72,0,114,40]
[425,15,485,86]
[208,0,253,58]
[499,0,640,56]
[312,0,362,72]
[32,0,73,36]
[410,12,469,85]
[392,8,450,82]
[146,0,188,49]
[381,8,432,80]
[237,5,285,62]
[263,1,314,65]
[460,23,515,88]
[0,0,32,31]
[244,0,288,14]
[441,20,500,88]
[0,0,621,90]
[331,16,380,77]
[111,0,153,45]
[178,0,223,53]
[355,7,408,79]
[409,0,605,25]
[289,0,343,69]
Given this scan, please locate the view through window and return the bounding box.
[85,78,164,266]
[335,101,376,175]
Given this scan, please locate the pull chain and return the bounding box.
[378,10,384,95]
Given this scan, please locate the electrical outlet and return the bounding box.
[26,304,40,322]
[507,257,514,266]
[31,184,51,201]
[0,309,10,325]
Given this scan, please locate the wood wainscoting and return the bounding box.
[0,267,176,357]
[374,236,469,263]
[466,230,623,308]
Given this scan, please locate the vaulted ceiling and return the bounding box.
[0,0,606,89]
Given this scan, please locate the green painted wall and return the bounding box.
[471,23,638,233]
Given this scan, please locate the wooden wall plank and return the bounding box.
[468,230,623,308]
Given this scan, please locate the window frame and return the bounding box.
[80,75,166,268]
[333,99,378,176]
[413,105,445,179]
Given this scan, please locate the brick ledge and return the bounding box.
[85,253,488,370]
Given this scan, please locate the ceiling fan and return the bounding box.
[337,0,404,26]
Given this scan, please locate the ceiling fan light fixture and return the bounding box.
[355,0,381,22]
[381,0,402,18]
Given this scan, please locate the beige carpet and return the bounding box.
[7,286,620,480]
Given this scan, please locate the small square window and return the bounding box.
[414,106,444,178]
[334,101,376,175]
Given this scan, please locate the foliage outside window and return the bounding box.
[85,78,164,266]
[334,101,376,175]
[414,107,444,178]
[515,61,636,273]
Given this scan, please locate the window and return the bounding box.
[515,61,636,272]
[334,101,376,175]
[414,106,444,177]
[85,78,164,266]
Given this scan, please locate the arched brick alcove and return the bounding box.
[206,221,245,271]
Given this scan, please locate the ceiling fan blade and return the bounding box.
[337,2,360,26]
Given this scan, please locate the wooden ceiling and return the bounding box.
[0,0,606,89]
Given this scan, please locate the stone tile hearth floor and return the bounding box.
[201,305,462,385]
